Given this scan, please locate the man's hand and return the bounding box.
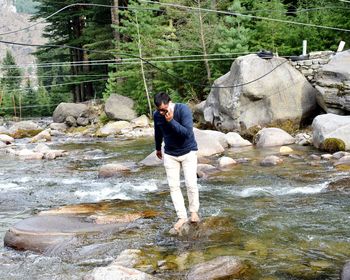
[165,107,173,122]
[156,150,162,159]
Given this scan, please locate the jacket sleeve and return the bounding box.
[154,114,163,151]
[168,105,193,138]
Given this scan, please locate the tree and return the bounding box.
[0,50,22,117]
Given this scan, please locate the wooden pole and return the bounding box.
[135,12,153,118]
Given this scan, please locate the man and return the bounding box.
[153,92,200,232]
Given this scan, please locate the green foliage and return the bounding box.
[322,138,346,153]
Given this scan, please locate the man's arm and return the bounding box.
[154,115,163,152]
[168,105,193,138]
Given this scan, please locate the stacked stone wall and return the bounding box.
[288,51,334,85]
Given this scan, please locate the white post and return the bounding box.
[337,41,346,52]
[302,40,307,56]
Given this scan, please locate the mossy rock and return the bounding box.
[267,119,300,135]
[321,138,345,153]
[11,129,43,139]
[99,112,110,125]
[242,125,261,142]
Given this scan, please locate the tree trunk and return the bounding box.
[198,0,211,82]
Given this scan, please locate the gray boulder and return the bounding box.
[53,103,89,123]
[8,121,41,135]
[312,113,350,150]
[105,94,137,121]
[194,128,227,157]
[200,54,318,132]
[315,50,350,115]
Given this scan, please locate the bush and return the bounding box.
[321,138,346,153]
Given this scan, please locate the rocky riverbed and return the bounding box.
[0,116,349,279]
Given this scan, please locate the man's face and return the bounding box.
[157,102,169,116]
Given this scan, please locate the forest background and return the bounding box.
[0,0,349,118]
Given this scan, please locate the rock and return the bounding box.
[218,156,237,168]
[341,261,350,280]
[18,149,44,160]
[87,213,142,224]
[334,155,350,167]
[225,132,252,147]
[0,134,14,144]
[186,256,245,280]
[4,216,125,253]
[279,146,294,155]
[314,50,350,114]
[49,122,68,131]
[84,264,158,280]
[0,125,9,134]
[131,115,150,127]
[112,249,141,268]
[122,127,154,138]
[309,154,321,160]
[97,121,131,136]
[139,150,163,167]
[312,114,350,151]
[295,133,312,146]
[326,178,350,192]
[98,163,131,177]
[8,121,42,138]
[254,128,295,147]
[197,164,217,178]
[104,94,137,121]
[333,151,350,159]
[44,150,67,160]
[31,129,51,143]
[77,117,89,126]
[321,154,333,160]
[53,103,89,123]
[65,116,77,127]
[194,128,226,157]
[260,155,283,166]
[0,141,6,148]
[33,143,51,153]
[199,54,318,132]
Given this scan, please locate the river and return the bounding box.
[0,135,349,279]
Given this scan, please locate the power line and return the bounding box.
[0,39,296,89]
[0,3,161,36]
[141,0,350,32]
[0,52,254,68]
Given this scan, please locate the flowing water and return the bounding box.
[0,135,349,280]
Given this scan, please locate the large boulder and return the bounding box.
[312,113,350,150]
[96,121,131,136]
[199,54,318,132]
[8,121,42,138]
[194,128,227,157]
[53,103,89,123]
[315,50,350,115]
[104,94,137,121]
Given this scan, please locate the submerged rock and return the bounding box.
[341,261,350,280]
[327,178,350,192]
[98,163,131,178]
[4,216,125,253]
[260,155,283,166]
[186,256,246,280]
[84,264,158,280]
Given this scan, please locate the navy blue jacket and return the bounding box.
[154,103,198,156]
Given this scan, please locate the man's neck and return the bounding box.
[169,101,175,111]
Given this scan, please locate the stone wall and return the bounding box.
[289,51,334,85]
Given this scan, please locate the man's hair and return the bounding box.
[154,92,171,107]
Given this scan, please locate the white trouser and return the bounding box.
[163,151,199,219]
